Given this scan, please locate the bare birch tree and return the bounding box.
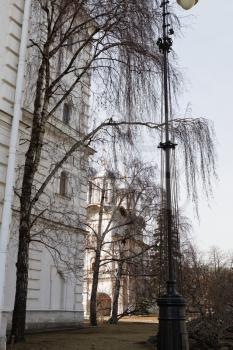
[84,161,159,325]
[10,0,165,342]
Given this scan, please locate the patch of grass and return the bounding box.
[8,322,157,350]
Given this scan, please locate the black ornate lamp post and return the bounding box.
[157,0,199,349]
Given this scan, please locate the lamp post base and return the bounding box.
[157,281,189,350]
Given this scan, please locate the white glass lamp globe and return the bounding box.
[177,0,198,10]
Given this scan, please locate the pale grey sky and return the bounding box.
[174,0,233,251]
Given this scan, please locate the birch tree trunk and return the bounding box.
[89,178,106,326]
[90,252,101,326]
[109,260,124,324]
[10,58,48,342]
[10,225,30,342]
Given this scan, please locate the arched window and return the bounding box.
[59,171,68,196]
[63,103,72,124]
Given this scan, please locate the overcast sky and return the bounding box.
[173,0,233,252]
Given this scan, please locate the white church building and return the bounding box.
[83,172,149,319]
[0,1,92,348]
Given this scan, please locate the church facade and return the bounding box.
[0,1,92,348]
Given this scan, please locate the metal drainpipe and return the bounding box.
[0,0,31,348]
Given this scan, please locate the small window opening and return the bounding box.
[63,103,72,124]
[57,49,63,76]
[59,171,68,196]
[88,181,93,204]
[67,36,74,52]
[91,259,96,271]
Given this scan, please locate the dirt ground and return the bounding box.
[7,318,158,350]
